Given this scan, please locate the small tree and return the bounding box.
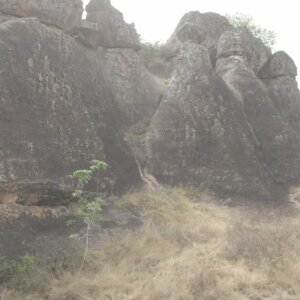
[71,160,108,277]
[226,13,276,49]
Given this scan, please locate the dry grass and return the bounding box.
[3,188,300,300]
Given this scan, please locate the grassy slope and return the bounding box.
[2,187,300,300]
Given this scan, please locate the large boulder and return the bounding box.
[0,0,83,31]
[259,51,297,79]
[0,18,142,205]
[216,29,300,185]
[165,11,232,63]
[259,52,300,130]
[146,43,270,198]
[85,0,140,49]
[217,27,271,75]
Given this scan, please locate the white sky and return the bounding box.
[83,0,300,72]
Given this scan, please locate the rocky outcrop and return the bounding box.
[146,43,270,198]
[216,28,271,75]
[145,24,300,200]
[0,0,83,31]
[1,0,300,265]
[85,0,140,49]
[1,0,300,206]
[0,17,143,205]
[71,19,102,49]
[104,48,163,127]
[216,28,300,186]
[259,51,297,79]
[165,11,232,64]
[259,51,300,131]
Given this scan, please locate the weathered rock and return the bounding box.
[254,38,272,74]
[71,19,101,49]
[1,4,300,212]
[217,27,271,74]
[0,0,83,31]
[0,11,15,23]
[104,48,163,127]
[259,51,297,79]
[146,43,270,198]
[0,18,142,204]
[216,29,300,185]
[85,0,140,49]
[165,11,232,62]
[0,203,74,260]
[260,52,300,130]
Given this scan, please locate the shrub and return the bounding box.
[0,255,47,292]
[140,41,172,65]
[226,13,276,49]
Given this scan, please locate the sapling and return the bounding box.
[71,160,108,277]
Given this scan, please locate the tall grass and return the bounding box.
[2,188,300,300]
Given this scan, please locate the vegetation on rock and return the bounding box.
[226,13,276,49]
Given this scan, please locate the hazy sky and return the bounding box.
[83,0,300,72]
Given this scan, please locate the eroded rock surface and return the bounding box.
[145,23,300,200]
[216,28,300,186]
[0,0,83,31]
[0,18,142,204]
[104,48,163,127]
[260,52,300,130]
[85,0,140,49]
[1,1,300,209]
[146,43,270,198]
[1,0,300,264]
[165,11,232,64]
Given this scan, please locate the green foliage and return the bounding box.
[73,170,92,184]
[0,255,47,292]
[226,13,276,49]
[140,41,172,65]
[72,160,107,228]
[71,160,108,275]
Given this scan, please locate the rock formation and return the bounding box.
[85,0,140,49]
[146,18,300,200]
[1,0,300,258]
[216,28,300,187]
[259,51,300,131]
[146,43,270,198]
[165,11,233,64]
[0,0,164,208]
[0,0,83,31]
[0,0,161,259]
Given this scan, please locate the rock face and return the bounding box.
[216,29,300,186]
[165,11,233,64]
[1,0,300,208]
[0,18,144,205]
[216,28,271,74]
[146,43,270,198]
[259,52,300,131]
[145,23,300,199]
[0,0,83,31]
[104,48,163,127]
[1,0,300,262]
[85,0,140,49]
[259,51,297,79]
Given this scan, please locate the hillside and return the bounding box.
[2,187,300,299]
[1,0,300,298]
